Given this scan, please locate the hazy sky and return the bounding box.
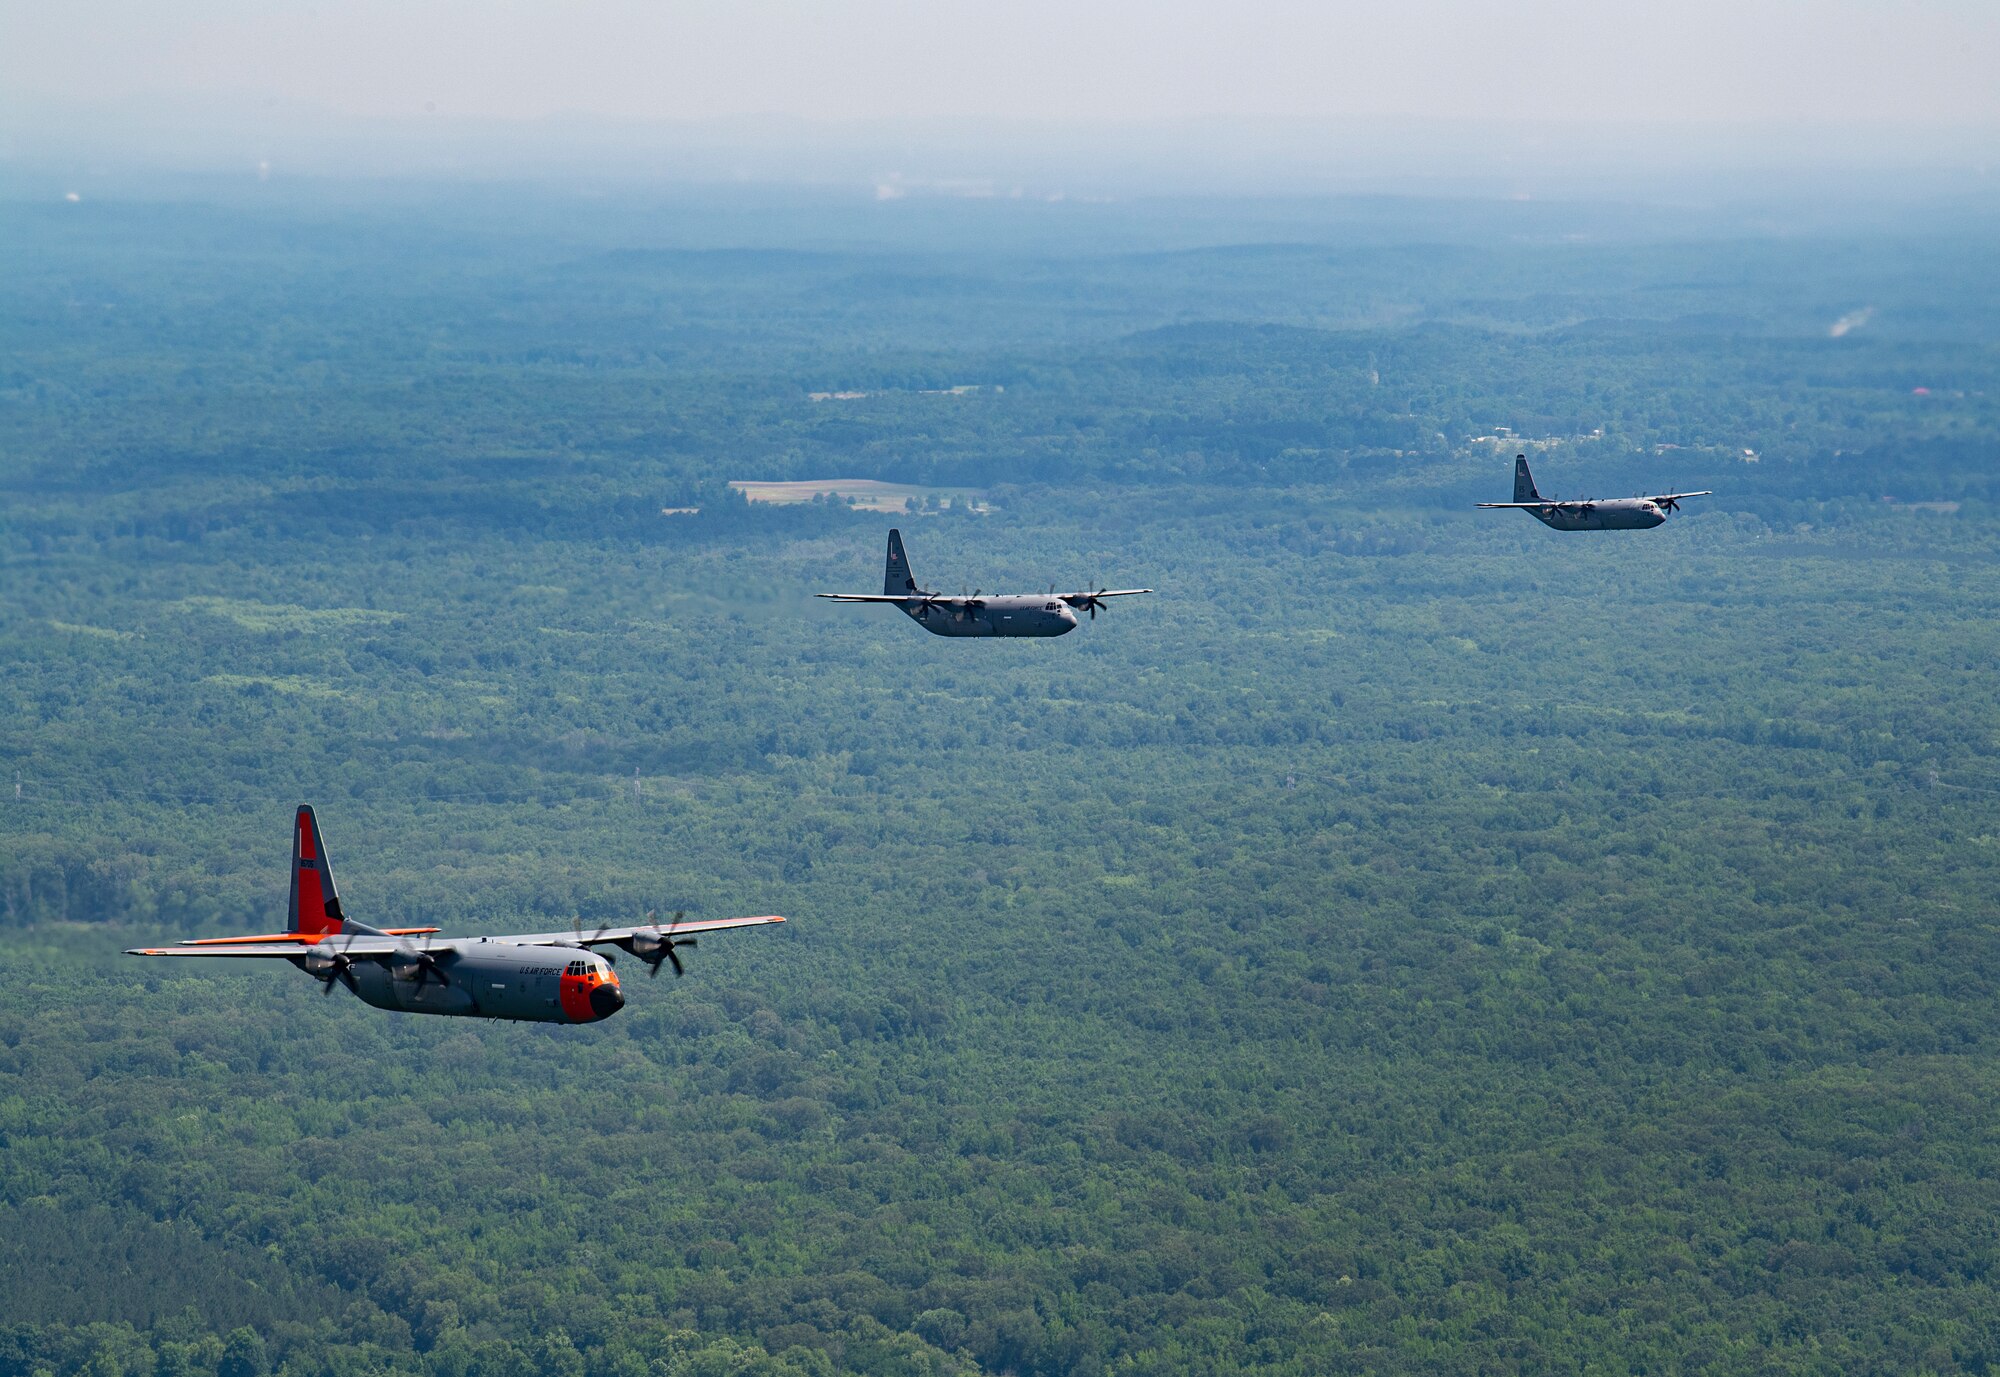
[5,0,1998,128]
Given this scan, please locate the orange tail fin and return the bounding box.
[289,805,347,936]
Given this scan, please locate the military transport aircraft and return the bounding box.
[126,806,784,1024]
[1477,455,1711,531]
[818,529,1151,637]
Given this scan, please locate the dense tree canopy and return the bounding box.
[2,183,1998,1375]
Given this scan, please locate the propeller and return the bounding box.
[627,910,698,978]
[303,943,359,996]
[1063,589,1112,619]
[569,915,618,964]
[1658,495,1682,514]
[389,944,451,987]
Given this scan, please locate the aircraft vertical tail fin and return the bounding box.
[884,528,919,595]
[1513,454,1542,503]
[289,805,348,936]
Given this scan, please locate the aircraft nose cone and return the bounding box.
[589,981,625,1020]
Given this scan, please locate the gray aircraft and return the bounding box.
[817,529,1151,637]
[1477,454,1711,531]
[126,806,784,1024]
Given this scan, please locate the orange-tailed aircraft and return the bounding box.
[126,806,785,1024]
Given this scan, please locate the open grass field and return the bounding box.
[729,479,989,513]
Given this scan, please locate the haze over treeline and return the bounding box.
[6,0,1999,203]
[7,103,2000,208]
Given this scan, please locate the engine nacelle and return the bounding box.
[301,948,342,979]
[627,929,667,960]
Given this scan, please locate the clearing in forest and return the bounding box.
[729,479,988,513]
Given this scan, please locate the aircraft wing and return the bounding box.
[1649,490,1713,501]
[1062,588,1152,599]
[1475,502,1549,508]
[125,918,785,958]
[497,915,788,947]
[126,937,420,959]
[175,928,439,946]
[814,593,944,603]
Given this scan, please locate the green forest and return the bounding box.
[3,179,1999,1375]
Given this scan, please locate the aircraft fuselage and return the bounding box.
[1480,456,1706,531]
[1529,499,1668,532]
[903,594,1080,637]
[322,940,624,1023]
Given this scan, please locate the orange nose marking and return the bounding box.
[557,972,595,1022]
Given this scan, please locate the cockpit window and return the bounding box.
[1045,602,1060,612]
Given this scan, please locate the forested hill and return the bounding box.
[2,183,1999,1376]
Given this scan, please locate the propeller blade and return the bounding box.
[639,909,690,978]
[308,940,361,996]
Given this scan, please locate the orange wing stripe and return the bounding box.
[181,927,440,946]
